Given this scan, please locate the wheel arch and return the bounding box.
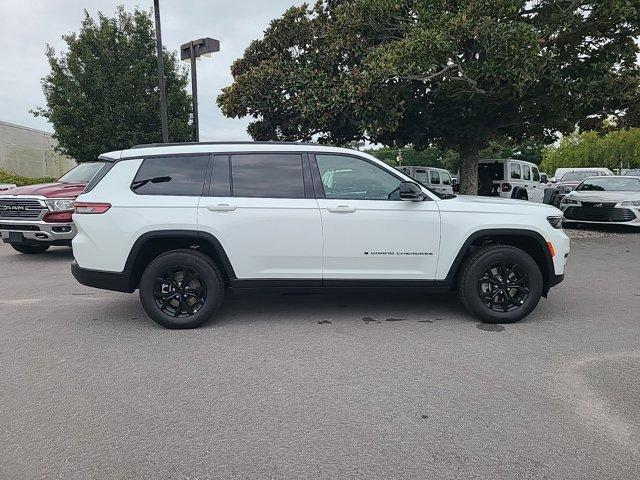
[124,230,236,291]
[444,229,553,291]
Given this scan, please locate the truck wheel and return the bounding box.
[139,249,224,329]
[457,245,543,324]
[11,244,50,254]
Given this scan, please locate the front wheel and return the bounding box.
[457,245,543,324]
[11,244,50,254]
[139,249,224,329]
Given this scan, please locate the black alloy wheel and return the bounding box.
[457,244,543,324]
[153,267,207,318]
[139,249,224,329]
[477,262,530,313]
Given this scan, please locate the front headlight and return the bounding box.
[621,200,640,207]
[45,199,75,212]
[547,216,563,229]
[561,197,580,205]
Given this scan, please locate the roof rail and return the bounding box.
[130,141,322,149]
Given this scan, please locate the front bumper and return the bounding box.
[0,219,76,245]
[560,204,640,227]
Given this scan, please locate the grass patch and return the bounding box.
[0,169,57,187]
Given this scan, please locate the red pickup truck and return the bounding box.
[0,162,104,254]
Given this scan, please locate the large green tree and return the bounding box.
[34,7,192,162]
[218,0,640,194]
[540,128,640,174]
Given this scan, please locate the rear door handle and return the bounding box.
[326,205,356,213]
[206,204,237,212]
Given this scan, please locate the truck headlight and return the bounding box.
[45,199,75,212]
[621,200,640,207]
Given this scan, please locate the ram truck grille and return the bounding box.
[0,199,46,219]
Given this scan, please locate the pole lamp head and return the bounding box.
[180,38,220,61]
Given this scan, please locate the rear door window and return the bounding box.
[430,170,441,184]
[230,153,305,198]
[414,169,429,185]
[523,165,531,181]
[131,155,208,195]
[441,172,451,185]
[510,163,522,180]
[532,167,540,182]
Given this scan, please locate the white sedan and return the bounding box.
[560,176,640,228]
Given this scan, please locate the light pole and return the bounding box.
[180,38,220,142]
[153,0,169,143]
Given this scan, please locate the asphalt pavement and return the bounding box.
[1,227,639,479]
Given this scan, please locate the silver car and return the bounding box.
[560,176,640,228]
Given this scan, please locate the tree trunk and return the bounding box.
[459,144,480,195]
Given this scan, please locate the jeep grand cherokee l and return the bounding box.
[0,162,105,254]
[71,142,570,329]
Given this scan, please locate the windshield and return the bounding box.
[624,169,640,176]
[58,162,104,183]
[560,171,603,182]
[576,177,640,192]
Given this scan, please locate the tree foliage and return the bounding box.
[33,7,192,162]
[540,128,640,175]
[218,0,640,193]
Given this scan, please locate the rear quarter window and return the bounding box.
[131,155,209,196]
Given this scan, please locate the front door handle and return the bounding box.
[326,205,356,213]
[206,204,237,212]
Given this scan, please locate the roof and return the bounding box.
[99,142,366,161]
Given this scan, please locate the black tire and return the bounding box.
[139,249,224,329]
[11,244,50,254]
[512,187,528,201]
[457,244,543,324]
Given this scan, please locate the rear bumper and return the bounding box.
[71,261,134,293]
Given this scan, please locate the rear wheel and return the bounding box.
[11,244,50,254]
[457,244,543,324]
[139,249,224,329]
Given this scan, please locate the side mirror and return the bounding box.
[399,181,424,201]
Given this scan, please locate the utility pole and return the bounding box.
[153,0,169,143]
[181,38,220,142]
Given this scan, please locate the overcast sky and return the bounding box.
[0,0,304,140]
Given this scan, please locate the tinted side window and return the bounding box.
[316,154,401,200]
[131,155,208,195]
[430,170,441,184]
[231,154,305,198]
[523,165,531,180]
[441,172,451,185]
[510,163,522,180]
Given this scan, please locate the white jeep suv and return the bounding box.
[71,142,569,329]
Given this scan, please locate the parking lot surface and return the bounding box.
[1,227,639,479]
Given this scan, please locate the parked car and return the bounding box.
[551,170,612,207]
[477,158,545,202]
[551,167,613,183]
[560,176,640,228]
[0,162,104,254]
[0,183,17,192]
[623,168,640,176]
[71,142,569,329]
[395,166,454,195]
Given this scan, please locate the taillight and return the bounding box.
[43,211,73,223]
[73,202,111,214]
[501,182,512,192]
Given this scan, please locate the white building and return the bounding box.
[0,120,76,178]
